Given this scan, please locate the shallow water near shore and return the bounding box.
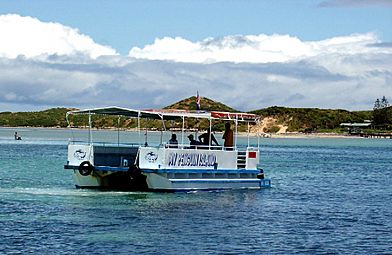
[1,127,391,254]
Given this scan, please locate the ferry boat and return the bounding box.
[64,106,271,191]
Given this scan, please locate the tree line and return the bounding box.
[373,96,392,129]
[0,96,391,132]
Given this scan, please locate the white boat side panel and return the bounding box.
[162,148,237,169]
[139,147,161,169]
[246,150,259,169]
[68,144,94,166]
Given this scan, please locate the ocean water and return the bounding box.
[0,127,391,254]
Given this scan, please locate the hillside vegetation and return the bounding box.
[252,106,373,132]
[0,108,70,127]
[165,96,238,131]
[373,105,392,129]
[165,96,237,112]
[0,97,389,133]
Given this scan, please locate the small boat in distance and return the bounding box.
[64,106,271,192]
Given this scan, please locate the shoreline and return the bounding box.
[1,126,355,139]
[267,132,353,139]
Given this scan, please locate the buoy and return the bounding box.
[78,161,94,176]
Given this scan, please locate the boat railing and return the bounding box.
[162,143,258,152]
[244,146,259,151]
[68,140,140,148]
[163,143,228,150]
[69,140,259,153]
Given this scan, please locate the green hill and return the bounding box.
[165,96,237,112]
[0,98,237,130]
[1,98,390,132]
[164,96,238,131]
[0,108,70,127]
[251,106,373,132]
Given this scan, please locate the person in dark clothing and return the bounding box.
[188,134,201,149]
[168,133,178,148]
[222,122,234,150]
[198,129,219,147]
[14,132,22,140]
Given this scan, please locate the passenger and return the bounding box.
[222,123,233,150]
[198,129,219,147]
[168,133,178,148]
[187,134,201,149]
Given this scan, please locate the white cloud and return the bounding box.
[127,34,392,98]
[0,14,117,59]
[0,14,390,112]
[129,34,314,63]
[128,33,385,66]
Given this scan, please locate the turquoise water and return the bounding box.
[0,128,391,254]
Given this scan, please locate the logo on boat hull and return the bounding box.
[74,149,86,160]
[145,151,158,163]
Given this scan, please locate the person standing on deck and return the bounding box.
[199,129,219,147]
[222,123,233,150]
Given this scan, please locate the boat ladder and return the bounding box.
[237,151,246,169]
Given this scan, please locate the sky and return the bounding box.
[0,0,391,112]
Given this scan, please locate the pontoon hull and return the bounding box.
[145,172,271,191]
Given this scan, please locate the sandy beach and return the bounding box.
[267,132,353,139]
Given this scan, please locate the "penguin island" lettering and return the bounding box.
[167,152,217,167]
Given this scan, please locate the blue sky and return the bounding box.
[0,0,391,112]
[1,0,391,54]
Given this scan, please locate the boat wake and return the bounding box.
[0,187,147,197]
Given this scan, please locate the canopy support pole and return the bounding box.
[181,116,185,148]
[247,122,250,148]
[138,111,141,146]
[88,112,92,145]
[257,119,260,150]
[117,116,120,147]
[234,118,238,150]
[209,118,212,149]
[160,116,165,146]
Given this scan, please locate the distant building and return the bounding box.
[340,122,372,134]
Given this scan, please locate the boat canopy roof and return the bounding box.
[67,106,259,122]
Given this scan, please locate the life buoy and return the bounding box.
[78,161,93,176]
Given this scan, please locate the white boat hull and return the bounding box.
[73,170,102,188]
[145,173,269,191]
[71,170,270,191]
